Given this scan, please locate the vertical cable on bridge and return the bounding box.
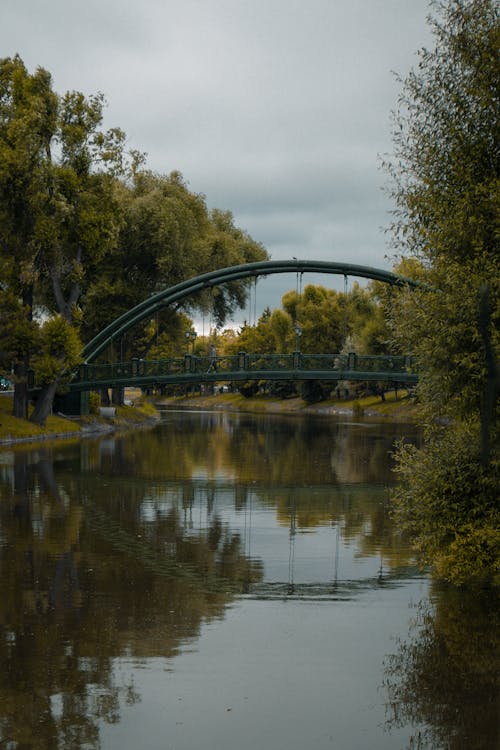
[342,274,349,347]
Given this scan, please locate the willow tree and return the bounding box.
[80,172,269,361]
[385,1,499,584]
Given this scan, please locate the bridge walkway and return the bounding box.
[69,352,418,391]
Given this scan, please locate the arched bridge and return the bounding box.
[60,260,422,409]
[82,259,422,364]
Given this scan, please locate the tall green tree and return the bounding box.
[0,56,127,423]
[385,0,499,585]
[0,57,57,417]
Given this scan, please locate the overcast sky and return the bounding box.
[2,0,433,321]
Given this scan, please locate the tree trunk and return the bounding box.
[12,286,34,420]
[100,388,110,406]
[12,362,28,419]
[13,380,28,419]
[29,381,58,426]
[111,387,124,406]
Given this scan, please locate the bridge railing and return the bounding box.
[180,352,416,374]
[75,352,417,384]
[77,356,188,383]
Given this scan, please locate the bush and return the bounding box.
[391,420,499,586]
[238,381,259,398]
[300,380,326,404]
[89,391,100,415]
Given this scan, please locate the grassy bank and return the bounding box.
[0,394,81,444]
[156,389,419,421]
[0,393,159,446]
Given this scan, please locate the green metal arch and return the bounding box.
[83,259,421,363]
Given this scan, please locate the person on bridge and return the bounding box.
[207,343,217,372]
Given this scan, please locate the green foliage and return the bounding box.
[233,282,395,362]
[351,400,365,418]
[386,0,499,264]
[88,391,100,415]
[385,0,499,585]
[300,380,330,404]
[0,284,39,370]
[147,311,194,359]
[0,55,129,419]
[31,316,82,385]
[238,381,260,398]
[392,419,499,586]
[80,171,268,356]
[283,284,344,353]
[0,55,127,317]
[268,380,298,399]
[226,307,291,356]
[0,56,268,421]
[390,263,499,422]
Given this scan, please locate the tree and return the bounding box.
[197,208,269,327]
[347,282,391,355]
[227,307,293,356]
[282,284,344,353]
[385,0,499,585]
[80,173,268,361]
[0,257,39,402]
[0,56,127,424]
[0,57,58,417]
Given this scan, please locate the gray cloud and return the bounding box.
[1,0,432,316]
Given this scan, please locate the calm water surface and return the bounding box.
[0,410,497,749]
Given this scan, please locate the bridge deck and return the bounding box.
[69,352,418,391]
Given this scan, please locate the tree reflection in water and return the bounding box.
[0,447,262,749]
[383,584,499,750]
[2,414,493,750]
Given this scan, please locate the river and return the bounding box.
[0,410,498,749]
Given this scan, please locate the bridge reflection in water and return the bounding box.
[70,351,418,391]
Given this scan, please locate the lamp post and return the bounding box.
[185,330,197,354]
[294,323,302,352]
[293,323,302,368]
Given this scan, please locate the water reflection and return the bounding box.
[70,410,412,485]
[0,413,496,749]
[0,446,261,748]
[383,584,500,750]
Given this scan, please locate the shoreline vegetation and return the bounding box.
[156,388,418,420]
[0,388,418,447]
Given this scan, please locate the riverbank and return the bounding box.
[0,394,160,447]
[0,388,418,447]
[155,389,420,421]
